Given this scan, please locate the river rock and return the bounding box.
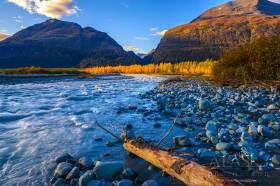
[87,180,112,186]
[197,148,216,158]
[53,178,66,186]
[198,98,212,110]
[79,157,93,170]
[267,104,279,110]
[113,179,133,186]
[55,153,74,164]
[54,162,73,178]
[93,161,123,180]
[66,167,80,180]
[205,121,217,132]
[142,180,158,186]
[121,168,136,179]
[272,155,280,165]
[79,170,94,186]
[216,142,231,151]
[173,136,193,147]
[241,147,259,162]
[70,179,79,186]
[257,125,272,137]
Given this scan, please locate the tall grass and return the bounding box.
[84,60,215,75]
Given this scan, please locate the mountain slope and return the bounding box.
[0,19,140,68]
[153,0,280,62]
[0,33,8,41]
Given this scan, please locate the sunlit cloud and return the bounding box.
[135,36,150,41]
[152,29,168,37]
[13,16,23,23]
[269,0,280,3]
[123,45,146,54]
[7,0,79,18]
[149,27,158,32]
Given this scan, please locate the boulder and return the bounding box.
[121,168,136,179]
[55,153,74,164]
[79,157,94,170]
[66,167,80,180]
[53,178,66,186]
[79,170,94,186]
[93,161,123,180]
[54,162,73,178]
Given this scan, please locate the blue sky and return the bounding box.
[0,0,278,53]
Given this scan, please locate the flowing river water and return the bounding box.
[0,75,177,186]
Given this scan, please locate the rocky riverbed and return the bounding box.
[48,77,280,186]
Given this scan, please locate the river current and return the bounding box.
[0,75,171,185]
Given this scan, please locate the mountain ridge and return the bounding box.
[152,0,280,63]
[0,19,141,68]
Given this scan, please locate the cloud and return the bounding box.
[269,0,280,3]
[152,29,168,37]
[149,27,158,32]
[7,0,79,18]
[123,45,146,54]
[13,16,23,23]
[135,36,150,41]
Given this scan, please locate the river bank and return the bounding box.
[47,76,280,186]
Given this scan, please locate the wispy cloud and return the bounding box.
[123,45,146,54]
[152,29,168,37]
[135,36,150,41]
[13,16,23,23]
[149,27,158,32]
[7,0,79,18]
[269,0,280,3]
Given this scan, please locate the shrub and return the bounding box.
[213,34,280,82]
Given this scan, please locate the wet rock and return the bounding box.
[93,161,123,181]
[55,153,74,164]
[53,178,66,186]
[267,104,279,110]
[121,168,136,179]
[272,155,280,165]
[79,157,93,170]
[50,176,57,185]
[54,162,73,178]
[70,179,79,186]
[173,136,194,147]
[205,121,217,132]
[142,180,158,186]
[216,142,231,151]
[153,123,161,128]
[124,124,133,130]
[113,179,133,186]
[198,98,212,110]
[79,170,94,186]
[257,125,272,137]
[66,167,80,180]
[258,151,270,162]
[197,148,216,158]
[241,147,259,162]
[87,180,112,186]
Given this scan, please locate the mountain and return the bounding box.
[152,0,280,63]
[0,33,8,41]
[0,19,141,68]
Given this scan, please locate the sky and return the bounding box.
[0,0,279,54]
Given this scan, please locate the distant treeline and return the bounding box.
[0,67,85,74]
[85,60,215,75]
[213,33,280,82]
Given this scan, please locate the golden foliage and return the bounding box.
[84,60,215,75]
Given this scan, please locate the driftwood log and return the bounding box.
[124,139,240,186]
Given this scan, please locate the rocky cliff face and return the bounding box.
[153,0,280,62]
[0,19,140,68]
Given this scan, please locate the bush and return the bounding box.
[213,34,280,82]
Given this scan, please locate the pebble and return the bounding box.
[272,155,280,165]
[113,179,133,186]
[216,142,231,151]
[66,166,80,180]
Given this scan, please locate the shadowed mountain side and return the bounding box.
[0,19,141,68]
